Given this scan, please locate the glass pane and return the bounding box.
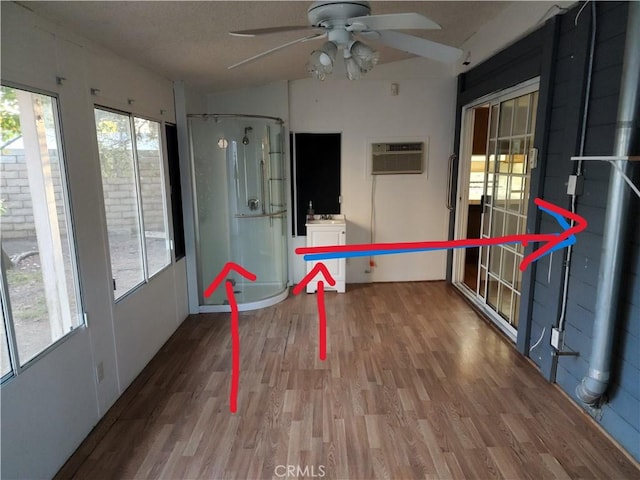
[1,86,82,365]
[501,249,516,287]
[478,266,487,298]
[513,95,530,135]
[486,173,494,198]
[95,109,144,299]
[499,99,514,137]
[135,118,170,277]
[497,140,510,173]
[509,177,524,212]
[521,177,530,217]
[512,137,526,156]
[504,213,519,237]
[486,139,496,177]
[489,246,502,277]
[528,92,539,134]
[513,260,524,291]
[512,293,521,328]
[480,246,489,268]
[494,175,509,209]
[513,157,525,175]
[499,286,512,319]
[489,105,499,139]
[487,275,499,309]
[1,305,12,377]
[481,205,491,236]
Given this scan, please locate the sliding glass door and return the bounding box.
[454,81,538,339]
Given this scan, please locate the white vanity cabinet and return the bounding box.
[305,216,346,293]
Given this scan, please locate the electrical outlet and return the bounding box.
[551,327,564,350]
[96,362,105,383]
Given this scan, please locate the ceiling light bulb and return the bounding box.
[319,53,332,66]
[307,51,328,80]
[319,41,337,65]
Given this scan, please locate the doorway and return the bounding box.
[453,80,539,340]
[290,133,341,236]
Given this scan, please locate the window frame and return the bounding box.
[93,105,173,302]
[0,82,85,383]
[135,116,173,277]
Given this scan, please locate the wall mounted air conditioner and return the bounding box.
[371,142,424,175]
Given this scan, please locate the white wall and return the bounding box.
[289,58,457,284]
[208,81,289,119]
[0,3,188,478]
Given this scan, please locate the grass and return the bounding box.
[5,268,48,321]
[6,269,42,287]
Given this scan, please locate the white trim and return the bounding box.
[173,82,200,314]
[463,77,540,111]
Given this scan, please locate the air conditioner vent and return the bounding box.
[371,142,424,175]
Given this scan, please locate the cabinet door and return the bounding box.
[308,228,344,281]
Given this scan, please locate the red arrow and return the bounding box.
[296,198,588,272]
[292,262,336,361]
[204,261,257,298]
[203,262,256,413]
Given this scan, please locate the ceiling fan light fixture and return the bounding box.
[350,41,379,72]
[229,2,462,77]
[307,41,338,80]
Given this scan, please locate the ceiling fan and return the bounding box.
[228,1,463,80]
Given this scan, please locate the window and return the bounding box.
[94,108,171,300]
[1,85,83,379]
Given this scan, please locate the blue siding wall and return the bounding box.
[455,1,639,462]
[527,2,640,462]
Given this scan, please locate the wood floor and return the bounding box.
[56,282,640,479]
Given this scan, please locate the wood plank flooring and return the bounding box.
[56,282,640,479]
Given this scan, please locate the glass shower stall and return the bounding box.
[188,114,288,310]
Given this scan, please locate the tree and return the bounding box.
[1,86,20,146]
[1,87,19,269]
[94,109,134,178]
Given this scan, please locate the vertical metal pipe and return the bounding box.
[576,2,640,406]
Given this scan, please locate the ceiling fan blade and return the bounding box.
[228,33,325,70]
[347,13,441,32]
[229,25,316,37]
[376,30,462,64]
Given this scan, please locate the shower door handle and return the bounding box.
[260,160,267,215]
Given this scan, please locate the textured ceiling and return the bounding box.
[23,1,512,93]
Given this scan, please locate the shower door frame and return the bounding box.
[187,114,289,313]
